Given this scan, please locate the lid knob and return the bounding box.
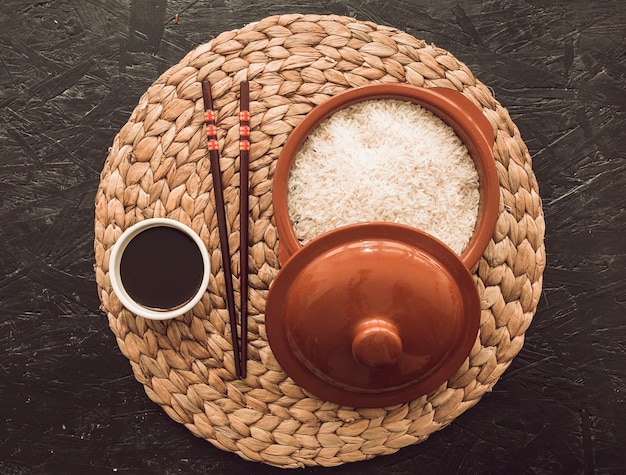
[352,318,402,369]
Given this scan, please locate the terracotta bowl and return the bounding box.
[266,84,499,407]
[272,83,499,270]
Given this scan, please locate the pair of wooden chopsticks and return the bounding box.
[201,80,250,378]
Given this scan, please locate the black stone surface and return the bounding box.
[1,1,624,474]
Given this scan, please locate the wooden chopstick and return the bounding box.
[239,81,250,378]
[201,80,242,378]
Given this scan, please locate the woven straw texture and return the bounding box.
[94,14,545,468]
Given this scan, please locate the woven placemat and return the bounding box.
[94,14,545,468]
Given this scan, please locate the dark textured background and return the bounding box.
[1,1,624,474]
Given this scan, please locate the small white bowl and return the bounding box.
[109,218,210,320]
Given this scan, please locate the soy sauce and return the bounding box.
[119,226,204,310]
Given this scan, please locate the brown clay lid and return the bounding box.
[265,223,480,407]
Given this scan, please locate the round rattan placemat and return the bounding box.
[94,14,545,468]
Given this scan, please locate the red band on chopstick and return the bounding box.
[206,124,217,136]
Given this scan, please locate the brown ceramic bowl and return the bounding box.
[266,84,499,407]
[272,83,499,270]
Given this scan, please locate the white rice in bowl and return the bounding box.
[287,99,480,255]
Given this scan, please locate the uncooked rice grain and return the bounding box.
[287,99,480,255]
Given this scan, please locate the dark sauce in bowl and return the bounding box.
[119,226,205,310]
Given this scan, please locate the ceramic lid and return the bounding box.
[265,223,480,407]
